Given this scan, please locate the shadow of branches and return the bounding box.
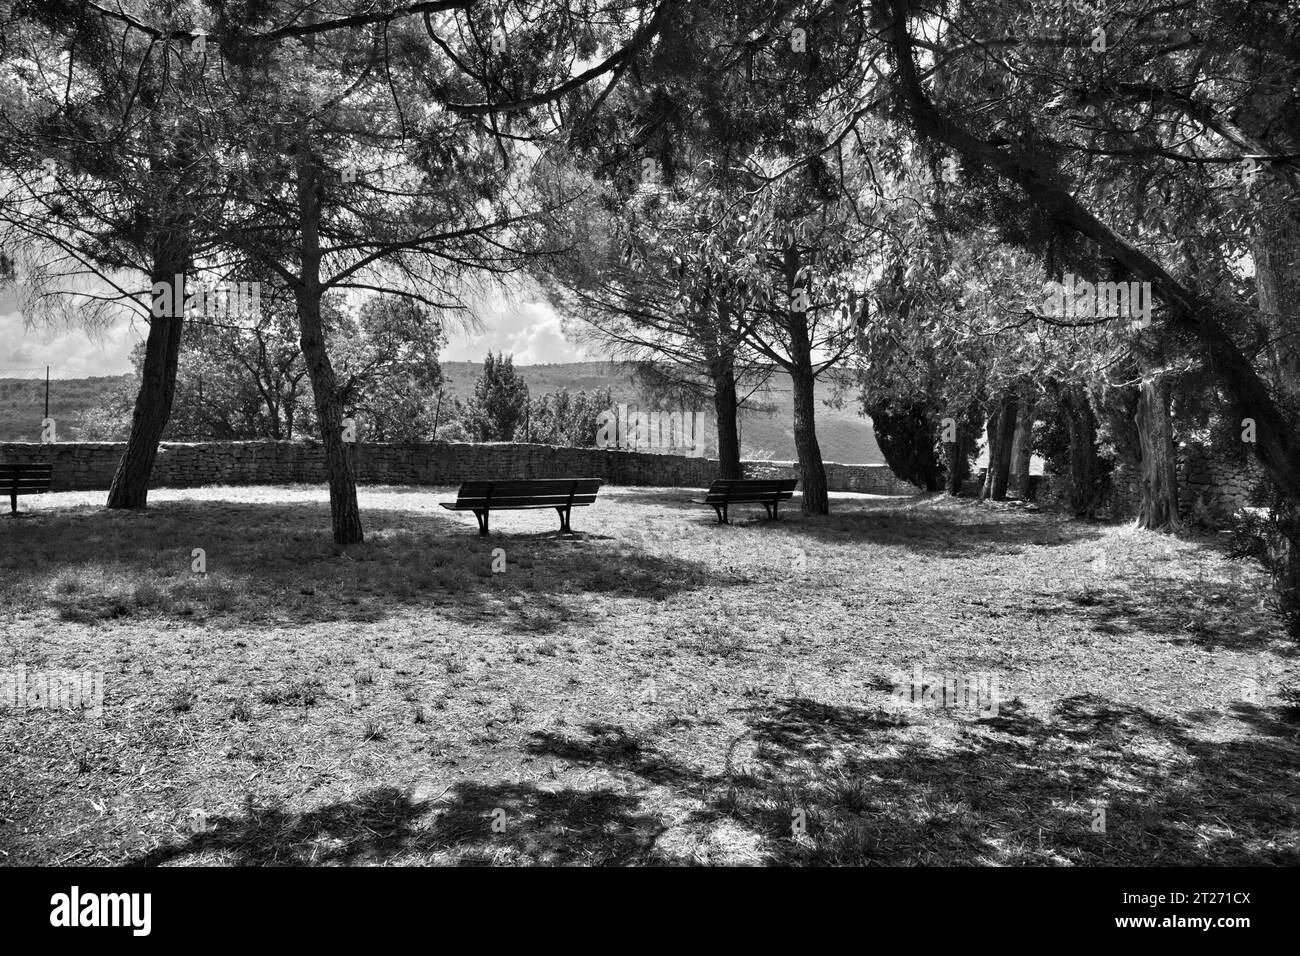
[0,499,722,631]
[119,689,1300,866]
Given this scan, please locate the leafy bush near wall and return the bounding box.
[867,399,943,492]
[1227,483,1300,637]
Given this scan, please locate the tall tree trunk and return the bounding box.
[944,435,968,495]
[981,392,1017,501]
[791,362,828,514]
[710,356,743,480]
[788,317,828,514]
[1135,377,1181,531]
[1008,388,1035,497]
[1253,202,1300,406]
[294,146,363,545]
[943,406,977,495]
[1058,383,1101,517]
[297,293,363,545]
[106,250,188,509]
[286,385,298,439]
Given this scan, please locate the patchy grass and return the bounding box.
[0,484,1297,866]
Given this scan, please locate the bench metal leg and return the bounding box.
[9,493,16,516]
[555,506,573,534]
[473,509,489,536]
[711,504,728,524]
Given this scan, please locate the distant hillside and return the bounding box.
[440,361,638,403]
[1,363,887,464]
[0,375,134,442]
[440,360,885,465]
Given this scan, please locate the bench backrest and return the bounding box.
[0,463,53,495]
[705,478,798,504]
[454,478,603,509]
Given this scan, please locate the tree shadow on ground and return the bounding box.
[727,509,1102,556]
[521,692,1300,865]
[121,688,1300,866]
[0,499,723,631]
[126,782,664,866]
[1043,563,1295,657]
[591,489,1107,555]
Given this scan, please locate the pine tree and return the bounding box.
[470,353,530,442]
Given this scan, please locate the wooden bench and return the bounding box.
[1,462,53,515]
[439,478,603,535]
[694,478,798,524]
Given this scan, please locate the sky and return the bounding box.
[0,285,143,379]
[447,295,588,365]
[0,284,587,379]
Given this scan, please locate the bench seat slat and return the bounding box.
[468,479,601,495]
[705,480,796,490]
[448,496,600,508]
[708,487,796,494]
[442,495,600,510]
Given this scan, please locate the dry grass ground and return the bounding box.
[1,484,1297,866]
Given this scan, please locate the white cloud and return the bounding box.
[0,306,142,378]
[442,299,588,364]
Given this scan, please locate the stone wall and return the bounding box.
[1032,447,1266,526]
[0,440,921,496]
[1177,448,1267,523]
